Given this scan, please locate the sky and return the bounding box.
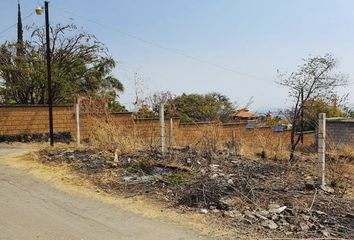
[0,0,353,112]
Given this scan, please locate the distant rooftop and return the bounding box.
[232,108,258,119]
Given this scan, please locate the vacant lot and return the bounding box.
[34,144,354,239]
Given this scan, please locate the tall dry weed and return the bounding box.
[325,141,353,195]
[194,124,223,156]
[88,116,146,155]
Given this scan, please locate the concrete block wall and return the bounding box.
[326,118,354,146]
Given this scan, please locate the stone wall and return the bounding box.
[0,105,75,137]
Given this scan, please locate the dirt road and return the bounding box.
[0,144,211,240]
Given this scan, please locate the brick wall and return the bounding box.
[326,118,354,146]
[0,105,315,150]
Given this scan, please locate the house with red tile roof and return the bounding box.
[231,108,258,122]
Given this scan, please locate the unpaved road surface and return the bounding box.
[0,144,211,240]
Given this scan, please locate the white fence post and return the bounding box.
[169,117,174,148]
[318,113,326,188]
[75,98,80,146]
[159,103,166,156]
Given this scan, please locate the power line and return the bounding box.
[51,5,275,85]
[0,12,34,38]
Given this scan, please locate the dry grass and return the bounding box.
[194,124,223,156]
[326,141,354,195]
[88,116,147,155]
[236,130,292,160]
[189,124,293,160]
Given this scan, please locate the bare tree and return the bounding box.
[277,54,348,160]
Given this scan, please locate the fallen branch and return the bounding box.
[308,188,317,211]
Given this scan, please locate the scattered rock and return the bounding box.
[314,210,327,216]
[122,175,154,183]
[244,210,257,220]
[261,220,278,230]
[279,219,289,226]
[223,210,243,218]
[271,214,281,221]
[242,218,253,225]
[211,173,219,179]
[211,209,220,214]
[254,212,267,220]
[269,205,287,214]
[258,210,270,217]
[200,209,209,214]
[320,229,330,237]
[227,179,234,185]
[299,222,310,231]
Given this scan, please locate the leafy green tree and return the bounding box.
[172,92,235,123]
[133,91,235,122]
[0,23,124,107]
[136,104,156,118]
[303,96,346,130]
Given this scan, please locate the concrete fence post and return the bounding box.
[75,97,80,146]
[318,113,326,188]
[169,117,174,148]
[159,103,166,156]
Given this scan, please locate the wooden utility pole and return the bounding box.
[45,1,54,146]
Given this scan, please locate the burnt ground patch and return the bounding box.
[38,147,354,239]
